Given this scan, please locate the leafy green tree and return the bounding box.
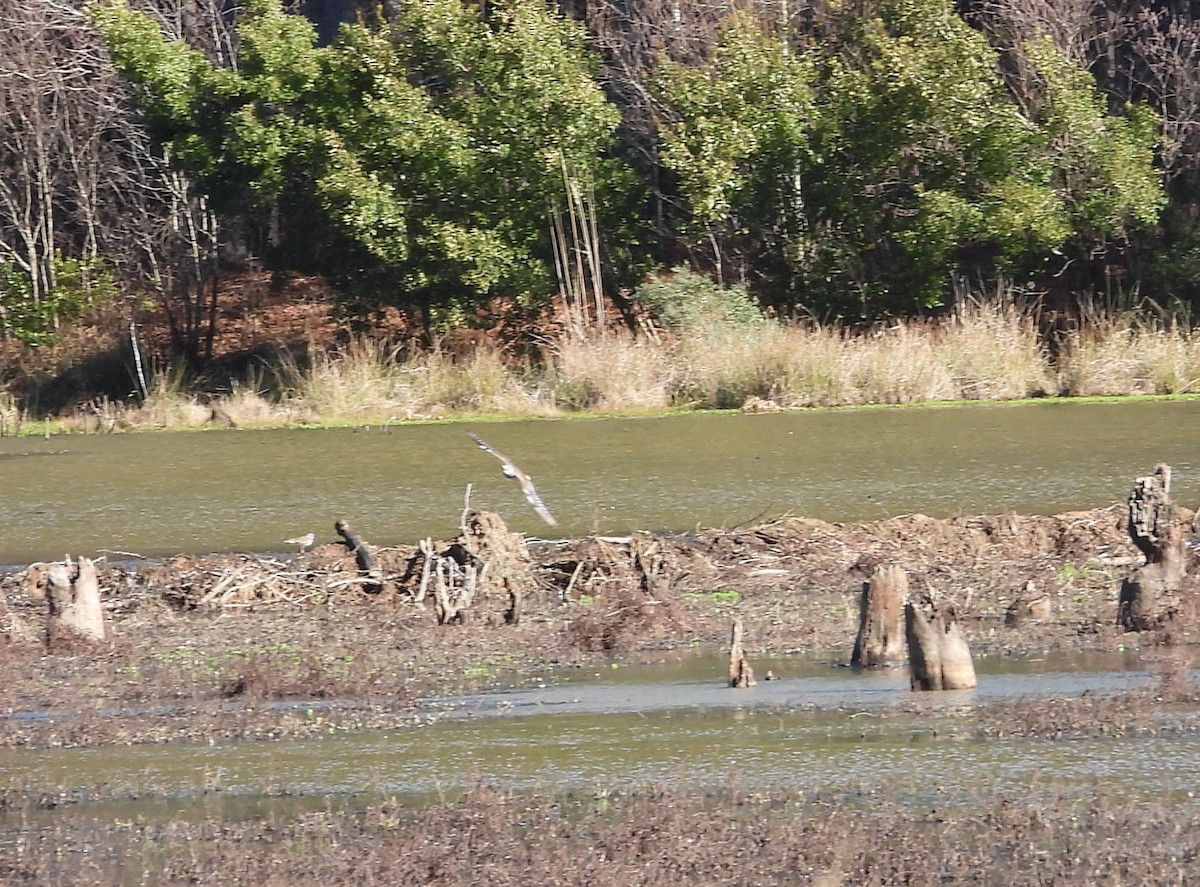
[653,0,1164,319]
[95,0,627,332]
[0,254,117,346]
[654,14,819,296]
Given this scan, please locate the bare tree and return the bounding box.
[0,0,111,325]
[0,0,242,366]
[1122,9,1200,184]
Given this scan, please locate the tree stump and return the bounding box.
[851,564,908,668]
[728,618,755,688]
[1117,463,1188,631]
[905,589,976,691]
[335,518,383,592]
[46,557,109,648]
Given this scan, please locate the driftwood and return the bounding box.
[413,510,534,625]
[1005,580,1051,628]
[432,556,477,624]
[851,564,907,668]
[905,588,976,691]
[1117,464,1188,631]
[728,618,755,688]
[46,557,109,648]
[335,518,383,592]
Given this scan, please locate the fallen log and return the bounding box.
[335,518,383,592]
[851,564,907,668]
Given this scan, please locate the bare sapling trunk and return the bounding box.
[46,557,109,648]
[852,564,908,667]
[335,518,384,592]
[905,589,976,691]
[432,557,476,625]
[1118,463,1188,631]
[728,618,755,688]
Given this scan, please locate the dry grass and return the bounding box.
[669,299,1050,408]
[274,337,551,423]
[548,331,674,411]
[1055,318,1200,396]
[7,297,1200,433]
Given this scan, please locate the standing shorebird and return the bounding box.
[284,532,315,553]
[468,432,558,526]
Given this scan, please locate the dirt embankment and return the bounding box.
[0,505,1197,749]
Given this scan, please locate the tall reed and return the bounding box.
[276,337,547,422]
[20,297,1200,432]
[1055,317,1200,396]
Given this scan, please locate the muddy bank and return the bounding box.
[12,782,1200,887]
[1,505,1197,749]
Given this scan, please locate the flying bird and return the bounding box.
[468,432,558,526]
[284,532,315,553]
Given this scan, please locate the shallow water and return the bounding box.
[0,651,1188,825]
[0,399,1197,565]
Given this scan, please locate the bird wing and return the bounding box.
[468,432,508,464]
[520,477,558,526]
[469,432,558,526]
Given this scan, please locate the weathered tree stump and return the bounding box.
[46,557,109,648]
[455,510,533,624]
[1005,580,1051,628]
[905,589,976,691]
[335,518,383,592]
[23,562,52,600]
[728,618,755,688]
[851,564,908,668]
[1117,464,1188,631]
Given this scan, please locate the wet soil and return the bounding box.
[2,505,1199,750]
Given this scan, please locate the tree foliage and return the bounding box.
[95,0,624,325]
[0,0,1184,359]
[653,0,1163,318]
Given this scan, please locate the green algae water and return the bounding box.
[0,399,1196,565]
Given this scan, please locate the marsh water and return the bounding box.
[1,398,1198,566]
[3,399,1200,830]
[0,651,1190,825]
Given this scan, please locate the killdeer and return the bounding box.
[284,532,315,553]
[468,432,558,526]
